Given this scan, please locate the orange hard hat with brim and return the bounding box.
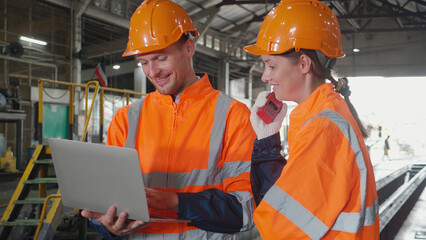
[244,0,345,58]
[122,0,199,57]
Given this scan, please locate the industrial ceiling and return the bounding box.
[1,0,425,90]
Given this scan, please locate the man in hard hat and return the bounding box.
[81,0,256,239]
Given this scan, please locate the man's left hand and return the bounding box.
[145,188,178,213]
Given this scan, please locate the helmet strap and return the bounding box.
[185,31,197,38]
[315,50,336,69]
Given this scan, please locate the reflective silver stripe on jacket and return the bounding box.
[125,92,254,233]
[128,229,240,240]
[263,185,329,239]
[263,109,378,239]
[141,160,250,188]
[125,97,145,149]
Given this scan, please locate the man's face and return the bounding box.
[136,39,195,98]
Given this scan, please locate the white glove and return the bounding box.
[250,91,288,140]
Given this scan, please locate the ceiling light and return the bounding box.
[353,48,360,53]
[137,62,141,67]
[19,36,47,46]
[113,64,120,70]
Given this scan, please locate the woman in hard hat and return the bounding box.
[244,0,380,239]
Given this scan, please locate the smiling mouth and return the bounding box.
[271,84,279,91]
[154,74,171,86]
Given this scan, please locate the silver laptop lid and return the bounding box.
[48,138,149,222]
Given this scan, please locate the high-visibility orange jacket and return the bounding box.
[251,83,380,239]
[106,73,256,239]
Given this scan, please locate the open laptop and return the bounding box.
[48,138,190,223]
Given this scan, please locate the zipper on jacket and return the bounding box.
[166,103,178,189]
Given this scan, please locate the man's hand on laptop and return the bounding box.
[145,188,178,213]
[81,206,148,236]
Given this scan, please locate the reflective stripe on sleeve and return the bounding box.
[264,185,329,240]
[264,110,378,238]
[229,190,255,231]
[331,198,379,232]
[223,151,255,231]
[314,110,377,232]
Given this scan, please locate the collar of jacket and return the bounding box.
[152,72,213,105]
[289,83,340,132]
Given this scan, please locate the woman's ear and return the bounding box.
[298,54,312,74]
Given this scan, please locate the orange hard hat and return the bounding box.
[122,0,199,57]
[244,0,345,58]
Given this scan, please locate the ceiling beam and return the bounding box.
[339,12,426,19]
[76,0,92,18]
[332,1,362,30]
[341,26,426,34]
[218,0,280,5]
[40,0,130,29]
[377,0,426,21]
[199,9,221,38]
[221,6,269,32]
[228,24,250,54]
[192,5,221,21]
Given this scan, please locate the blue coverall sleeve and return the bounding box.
[251,133,287,206]
[177,189,243,233]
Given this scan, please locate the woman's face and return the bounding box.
[261,54,305,103]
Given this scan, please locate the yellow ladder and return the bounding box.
[0,81,100,240]
[0,145,62,240]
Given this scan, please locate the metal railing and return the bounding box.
[378,164,426,240]
[9,74,145,143]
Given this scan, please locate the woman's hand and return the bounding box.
[250,91,288,139]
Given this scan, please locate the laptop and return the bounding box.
[48,138,190,223]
